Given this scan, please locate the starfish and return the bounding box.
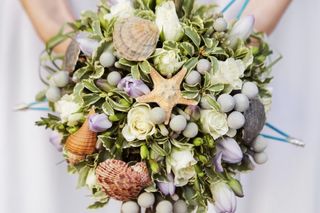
[136,67,198,124]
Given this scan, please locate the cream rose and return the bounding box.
[166,148,197,186]
[200,109,228,139]
[122,104,156,141]
[211,58,245,91]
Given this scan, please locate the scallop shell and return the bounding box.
[63,38,80,72]
[242,99,266,143]
[96,159,152,201]
[113,17,159,61]
[64,109,97,165]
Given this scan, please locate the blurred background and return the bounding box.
[0,0,319,212]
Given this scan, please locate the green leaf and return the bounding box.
[179,42,195,56]
[131,65,141,79]
[184,57,198,71]
[82,79,102,93]
[102,100,115,115]
[118,58,137,67]
[35,90,47,102]
[87,201,108,209]
[83,93,101,107]
[207,84,224,92]
[77,166,90,188]
[181,90,199,99]
[107,98,131,112]
[182,0,195,18]
[91,63,105,79]
[208,56,219,74]
[73,66,89,80]
[184,26,201,47]
[138,61,152,74]
[150,143,167,157]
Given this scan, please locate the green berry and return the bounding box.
[99,51,115,68]
[227,111,245,129]
[45,86,61,102]
[107,71,121,86]
[52,71,69,87]
[156,200,173,213]
[193,137,204,146]
[214,18,228,32]
[242,82,259,99]
[233,93,250,112]
[217,94,235,112]
[121,201,140,213]
[169,115,187,132]
[185,70,201,85]
[150,107,166,124]
[197,59,211,74]
[182,122,198,138]
[140,145,149,160]
[253,152,268,164]
[173,200,188,213]
[138,192,155,208]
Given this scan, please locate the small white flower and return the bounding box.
[86,168,97,189]
[55,94,83,125]
[104,0,134,20]
[155,1,184,41]
[166,148,197,186]
[211,58,245,92]
[200,109,228,139]
[122,104,156,141]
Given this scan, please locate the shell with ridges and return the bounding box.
[63,38,80,72]
[96,159,152,201]
[64,109,97,165]
[113,17,159,61]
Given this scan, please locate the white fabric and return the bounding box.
[0,0,319,213]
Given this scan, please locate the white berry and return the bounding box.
[156,200,173,213]
[214,18,228,32]
[254,152,268,164]
[170,115,187,132]
[252,136,268,152]
[138,192,155,208]
[242,82,259,99]
[226,128,237,137]
[52,71,69,87]
[121,201,140,213]
[107,71,121,86]
[46,86,61,102]
[200,95,215,109]
[183,122,199,138]
[173,200,188,213]
[217,94,235,112]
[233,93,250,112]
[150,107,166,124]
[99,51,116,68]
[227,111,245,129]
[197,59,211,74]
[186,70,201,85]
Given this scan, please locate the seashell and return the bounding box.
[63,38,80,72]
[113,17,159,61]
[242,99,266,143]
[96,159,152,201]
[64,109,97,165]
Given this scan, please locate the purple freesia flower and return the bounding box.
[89,113,112,132]
[49,131,63,152]
[214,138,243,172]
[76,32,99,56]
[229,15,255,47]
[117,76,150,98]
[157,173,175,196]
[211,182,237,213]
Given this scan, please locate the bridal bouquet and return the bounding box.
[34,0,276,212]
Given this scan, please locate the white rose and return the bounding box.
[104,0,134,20]
[211,58,245,92]
[155,1,184,41]
[200,109,228,139]
[166,148,197,186]
[55,94,83,125]
[122,104,156,141]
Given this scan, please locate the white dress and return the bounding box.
[0,0,319,213]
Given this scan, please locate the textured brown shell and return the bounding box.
[64,109,97,165]
[113,17,159,61]
[63,38,80,72]
[96,159,152,201]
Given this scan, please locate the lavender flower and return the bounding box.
[89,113,112,132]
[214,138,243,172]
[117,76,150,98]
[76,32,99,56]
[210,181,237,213]
[157,173,175,196]
[49,131,63,152]
[229,15,255,47]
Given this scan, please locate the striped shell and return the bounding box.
[113,17,159,61]
[96,159,152,201]
[64,109,97,165]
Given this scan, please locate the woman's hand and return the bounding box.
[20,0,74,53]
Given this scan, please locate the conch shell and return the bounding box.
[113,17,159,61]
[64,109,97,165]
[96,159,152,201]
